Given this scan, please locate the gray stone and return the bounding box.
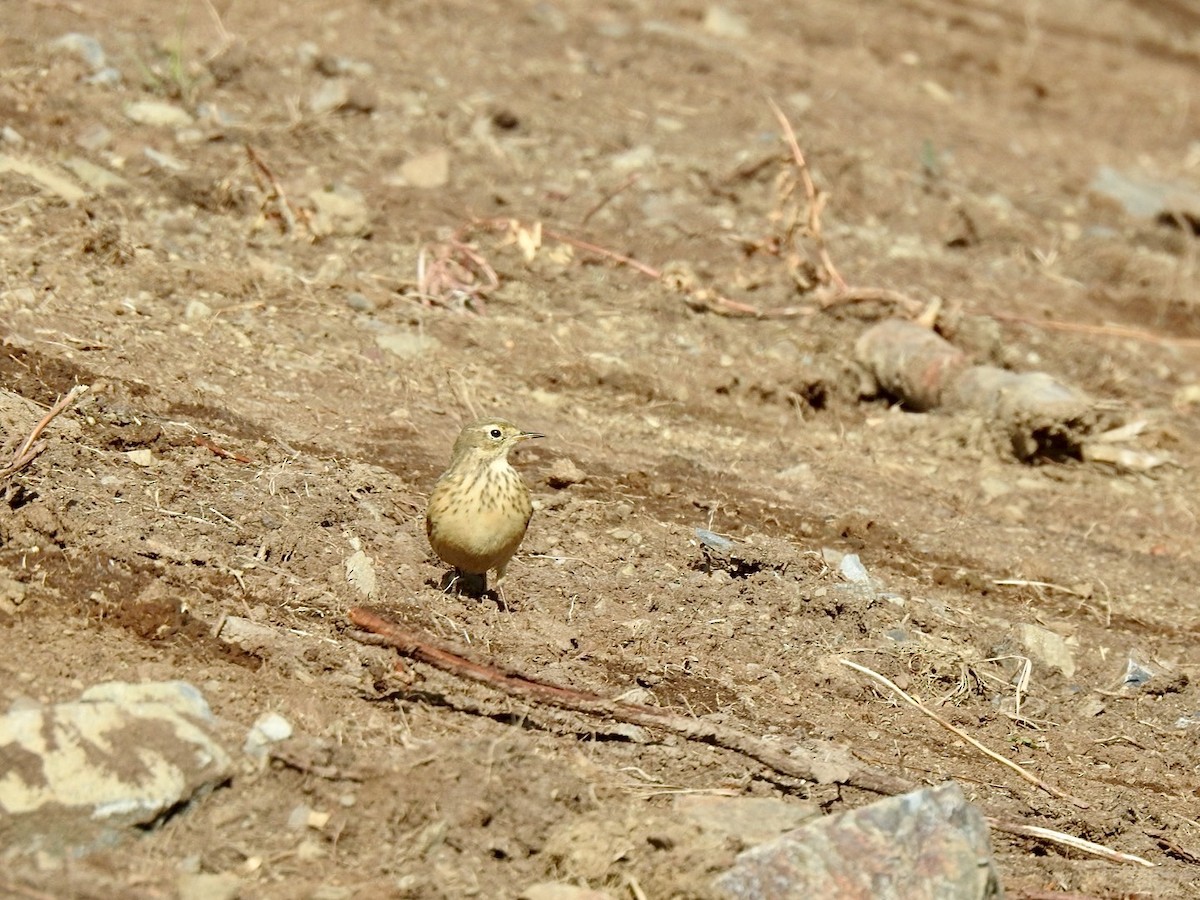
[309,78,351,115]
[0,681,230,853]
[1012,623,1075,678]
[243,712,293,759]
[1090,165,1200,224]
[50,33,107,71]
[714,781,1003,900]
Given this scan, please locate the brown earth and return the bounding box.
[2,1,1200,897]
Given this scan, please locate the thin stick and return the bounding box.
[1,385,87,480]
[539,226,814,319]
[988,817,1156,867]
[351,607,912,796]
[840,659,1089,809]
[580,173,640,226]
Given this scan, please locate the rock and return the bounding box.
[398,149,450,189]
[714,781,1002,900]
[216,616,298,657]
[124,448,154,466]
[308,183,370,237]
[1090,165,1200,225]
[50,33,107,71]
[144,146,188,172]
[695,528,735,553]
[0,155,86,203]
[176,872,242,900]
[62,157,128,193]
[674,795,819,847]
[520,885,614,900]
[75,123,113,151]
[309,78,351,115]
[375,330,440,359]
[244,712,293,759]
[0,681,231,853]
[703,6,749,39]
[124,100,194,128]
[0,573,28,615]
[546,457,586,488]
[610,144,655,172]
[344,549,377,598]
[185,299,213,320]
[838,553,871,585]
[1012,623,1076,678]
[346,292,374,312]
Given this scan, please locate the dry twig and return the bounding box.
[989,818,1156,867]
[840,658,1089,809]
[194,434,255,464]
[580,173,640,226]
[1,385,86,481]
[350,607,911,796]
[538,225,815,319]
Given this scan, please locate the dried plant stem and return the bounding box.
[1,385,87,480]
[351,607,911,796]
[988,818,1156,867]
[840,658,1089,809]
[539,226,814,319]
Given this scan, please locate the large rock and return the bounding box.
[0,681,231,853]
[715,781,1003,900]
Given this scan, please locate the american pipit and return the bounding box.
[425,417,542,594]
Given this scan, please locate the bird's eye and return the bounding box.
[489,428,503,439]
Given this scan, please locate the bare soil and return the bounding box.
[2,1,1200,897]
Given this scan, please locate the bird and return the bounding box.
[425,417,543,595]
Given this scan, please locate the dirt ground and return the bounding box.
[2,0,1200,897]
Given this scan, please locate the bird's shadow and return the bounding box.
[431,570,510,610]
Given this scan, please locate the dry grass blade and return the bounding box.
[1,384,87,481]
[989,818,1156,867]
[840,658,1089,809]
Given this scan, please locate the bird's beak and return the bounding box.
[518,431,544,442]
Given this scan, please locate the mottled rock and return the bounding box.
[0,681,230,853]
[715,781,1003,900]
[545,457,586,488]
